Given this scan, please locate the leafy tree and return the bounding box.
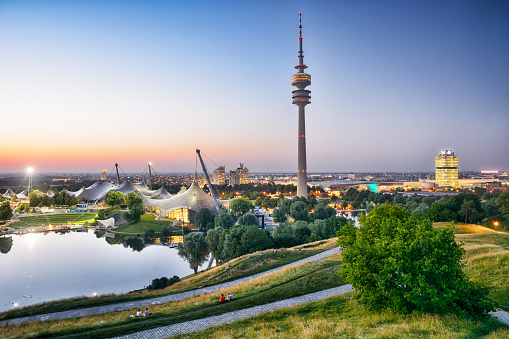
[205,226,224,260]
[160,226,172,238]
[124,192,143,210]
[194,208,214,231]
[214,208,234,229]
[272,207,286,223]
[273,234,300,248]
[238,213,258,226]
[278,198,292,215]
[337,204,493,316]
[105,191,124,206]
[272,223,294,237]
[0,202,13,221]
[496,191,509,215]
[290,201,308,221]
[177,232,209,274]
[148,275,180,290]
[313,203,336,220]
[123,205,144,223]
[458,200,482,224]
[241,226,273,253]
[294,221,312,243]
[482,202,499,218]
[219,226,248,261]
[230,198,253,216]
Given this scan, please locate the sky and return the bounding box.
[1,0,508,174]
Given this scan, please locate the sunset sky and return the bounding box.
[1,0,508,174]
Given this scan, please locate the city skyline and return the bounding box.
[1,1,508,173]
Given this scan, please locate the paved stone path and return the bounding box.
[113,284,356,339]
[0,248,340,326]
[492,310,509,326]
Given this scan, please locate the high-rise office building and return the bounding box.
[292,12,311,197]
[212,166,225,185]
[435,150,458,187]
[100,169,107,181]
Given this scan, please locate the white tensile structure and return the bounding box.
[141,180,226,224]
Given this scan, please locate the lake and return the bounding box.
[0,230,207,313]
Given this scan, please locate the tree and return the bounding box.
[496,191,509,215]
[0,202,13,221]
[272,223,294,237]
[238,213,258,226]
[483,202,499,218]
[459,200,481,224]
[144,228,155,239]
[0,236,13,254]
[230,198,253,216]
[337,203,493,316]
[194,208,214,231]
[273,207,286,223]
[214,208,234,229]
[123,205,144,223]
[177,232,209,274]
[290,201,308,221]
[241,226,273,253]
[294,221,312,243]
[278,198,292,215]
[124,192,143,210]
[105,191,124,206]
[313,203,336,220]
[205,226,224,260]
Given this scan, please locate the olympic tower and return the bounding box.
[292,12,311,198]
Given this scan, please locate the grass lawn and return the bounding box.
[433,222,497,234]
[0,239,335,322]
[114,214,174,233]
[16,212,97,228]
[175,295,508,339]
[459,232,509,309]
[0,246,343,338]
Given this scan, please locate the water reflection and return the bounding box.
[0,236,13,254]
[0,230,207,312]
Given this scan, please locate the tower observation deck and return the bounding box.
[292,12,311,198]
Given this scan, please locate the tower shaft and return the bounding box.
[297,106,307,197]
[291,12,311,198]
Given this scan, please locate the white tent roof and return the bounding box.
[142,180,224,217]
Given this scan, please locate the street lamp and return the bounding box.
[494,221,499,230]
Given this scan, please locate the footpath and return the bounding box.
[0,247,340,326]
[113,285,355,339]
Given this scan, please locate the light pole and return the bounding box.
[494,221,499,231]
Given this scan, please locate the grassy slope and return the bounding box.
[0,240,334,321]
[175,295,508,339]
[16,212,96,228]
[114,214,174,233]
[0,248,342,338]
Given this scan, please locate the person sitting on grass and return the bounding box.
[136,308,142,317]
[227,293,234,301]
[220,294,226,303]
[143,307,150,317]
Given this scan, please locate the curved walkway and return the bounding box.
[0,247,341,326]
[113,285,355,339]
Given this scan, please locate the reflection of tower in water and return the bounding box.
[291,12,311,198]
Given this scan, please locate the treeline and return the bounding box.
[342,188,507,225]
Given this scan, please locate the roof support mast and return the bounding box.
[115,163,120,185]
[196,149,220,211]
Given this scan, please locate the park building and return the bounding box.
[229,163,250,186]
[435,150,459,188]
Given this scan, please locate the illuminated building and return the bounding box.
[212,166,226,185]
[292,12,311,197]
[435,150,458,187]
[100,169,107,181]
[229,163,249,186]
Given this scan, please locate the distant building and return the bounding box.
[229,163,250,186]
[435,150,458,187]
[212,166,225,185]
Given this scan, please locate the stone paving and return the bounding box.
[113,284,356,339]
[0,247,340,326]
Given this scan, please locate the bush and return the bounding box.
[337,203,494,317]
[148,275,180,290]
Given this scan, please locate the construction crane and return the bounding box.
[196,149,220,211]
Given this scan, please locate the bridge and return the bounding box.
[308,180,380,193]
